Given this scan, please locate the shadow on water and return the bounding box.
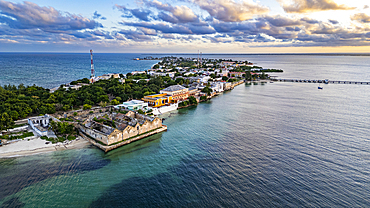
[0,197,25,208]
[104,133,163,160]
[0,152,111,201]
[88,154,234,208]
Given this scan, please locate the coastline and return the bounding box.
[0,137,90,158]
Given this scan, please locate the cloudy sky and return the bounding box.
[0,0,370,53]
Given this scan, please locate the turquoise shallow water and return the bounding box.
[1,81,370,207]
[1,54,370,207]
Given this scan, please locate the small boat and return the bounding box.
[318,84,323,89]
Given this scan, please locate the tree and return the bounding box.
[222,76,228,81]
[201,87,212,96]
[153,64,160,69]
[9,111,19,120]
[99,101,107,107]
[138,109,144,114]
[0,112,14,131]
[189,96,197,105]
[83,104,92,110]
[111,99,120,105]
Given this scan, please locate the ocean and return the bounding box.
[1,53,370,207]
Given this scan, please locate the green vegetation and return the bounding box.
[201,87,212,96]
[83,104,92,110]
[179,101,190,107]
[138,109,145,114]
[0,112,15,131]
[48,121,77,143]
[200,96,207,101]
[70,78,89,85]
[189,96,197,105]
[0,131,34,140]
[93,117,116,128]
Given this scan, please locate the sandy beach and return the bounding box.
[0,137,91,158]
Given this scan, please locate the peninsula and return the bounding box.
[0,56,282,156]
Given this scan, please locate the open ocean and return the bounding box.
[1,53,370,207]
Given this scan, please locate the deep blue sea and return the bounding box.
[1,53,370,207]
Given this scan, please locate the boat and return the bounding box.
[318,84,323,89]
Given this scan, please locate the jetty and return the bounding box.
[271,79,370,85]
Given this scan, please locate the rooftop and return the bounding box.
[161,85,186,92]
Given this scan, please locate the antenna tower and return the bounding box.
[200,52,202,68]
[90,49,95,78]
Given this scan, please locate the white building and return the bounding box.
[131,71,146,75]
[115,100,149,111]
[211,82,224,93]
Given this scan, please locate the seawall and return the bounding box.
[80,125,167,152]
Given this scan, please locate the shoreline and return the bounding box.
[0,137,91,158]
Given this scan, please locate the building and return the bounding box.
[90,73,120,82]
[131,71,146,75]
[229,72,246,78]
[221,61,235,67]
[115,100,148,111]
[142,93,173,107]
[28,114,60,136]
[223,82,233,90]
[78,111,162,145]
[188,86,201,97]
[151,72,175,78]
[219,70,229,77]
[160,85,189,102]
[211,82,224,93]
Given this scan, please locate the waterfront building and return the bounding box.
[115,100,148,111]
[78,111,162,145]
[223,82,233,90]
[188,86,201,97]
[211,82,224,93]
[142,94,173,107]
[160,85,189,102]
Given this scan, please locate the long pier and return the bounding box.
[271,79,370,85]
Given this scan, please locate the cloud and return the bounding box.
[138,27,157,35]
[0,1,102,30]
[122,21,215,35]
[260,15,301,27]
[278,0,356,13]
[93,11,106,20]
[190,0,269,22]
[93,30,114,39]
[300,17,319,24]
[118,29,153,41]
[351,13,370,23]
[328,19,339,24]
[144,0,199,23]
[115,5,152,22]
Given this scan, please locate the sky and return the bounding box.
[0,0,370,53]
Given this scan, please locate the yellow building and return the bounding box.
[160,85,189,102]
[142,93,173,107]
